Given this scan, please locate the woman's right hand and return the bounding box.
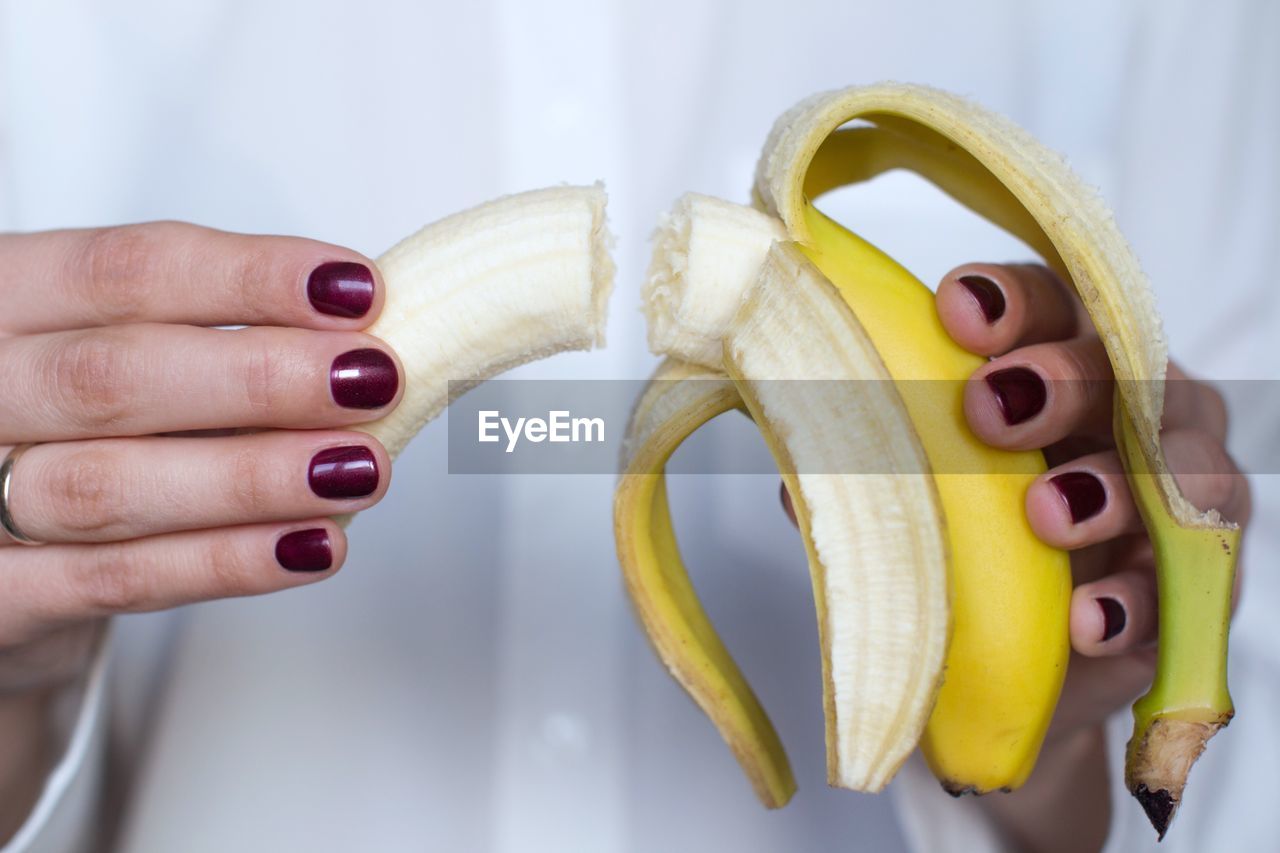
[0,221,403,834]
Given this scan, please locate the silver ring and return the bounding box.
[1,444,43,546]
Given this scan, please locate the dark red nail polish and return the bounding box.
[330,348,398,409]
[1050,471,1107,523]
[986,367,1046,425]
[309,446,379,499]
[780,482,796,524]
[307,262,374,318]
[276,528,332,572]
[958,274,1006,323]
[1098,597,1126,641]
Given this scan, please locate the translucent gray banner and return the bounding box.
[445,379,1278,475]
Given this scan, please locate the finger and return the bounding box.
[1047,650,1155,738]
[964,336,1113,450]
[936,263,1086,357]
[1027,427,1251,550]
[780,481,798,526]
[0,432,389,545]
[0,520,346,646]
[1160,428,1252,526]
[0,324,402,442]
[1070,567,1158,656]
[1162,363,1228,440]
[1026,452,1139,549]
[0,222,383,335]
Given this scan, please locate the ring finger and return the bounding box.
[0,431,389,545]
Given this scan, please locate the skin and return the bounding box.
[785,261,1252,853]
[0,222,399,842]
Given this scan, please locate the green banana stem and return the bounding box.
[1117,402,1238,839]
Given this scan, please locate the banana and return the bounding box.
[759,84,1239,837]
[622,83,1239,838]
[614,360,792,803]
[642,189,1069,797]
[618,242,950,801]
[352,184,615,460]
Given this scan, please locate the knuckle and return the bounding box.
[45,329,138,430]
[44,448,128,536]
[240,339,295,419]
[1061,337,1111,382]
[79,544,152,612]
[75,225,164,322]
[206,533,254,597]
[1199,382,1229,438]
[229,243,277,318]
[1055,340,1112,414]
[228,446,280,517]
[1168,427,1238,511]
[240,340,286,417]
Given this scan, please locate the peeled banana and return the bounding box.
[352,184,615,460]
[618,83,1239,839]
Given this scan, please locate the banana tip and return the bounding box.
[1132,784,1175,841]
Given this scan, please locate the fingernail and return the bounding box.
[307,262,374,318]
[330,348,398,409]
[1098,597,1126,641]
[309,446,379,499]
[780,482,796,524]
[1050,471,1107,523]
[986,367,1046,425]
[277,528,332,572]
[958,274,1006,323]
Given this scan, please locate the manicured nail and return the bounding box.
[1098,597,1126,641]
[330,348,398,409]
[780,482,796,524]
[307,262,374,318]
[309,446,379,499]
[986,367,1046,425]
[1050,471,1107,523]
[277,528,332,572]
[958,274,1006,323]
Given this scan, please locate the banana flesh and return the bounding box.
[614,360,794,805]
[797,206,1071,796]
[357,184,616,460]
[725,244,950,793]
[619,242,950,799]
[644,191,1070,795]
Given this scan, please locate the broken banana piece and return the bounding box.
[354,184,615,461]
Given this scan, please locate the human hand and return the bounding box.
[782,261,1251,851]
[0,222,401,836]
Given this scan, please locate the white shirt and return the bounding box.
[2,1,1277,851]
